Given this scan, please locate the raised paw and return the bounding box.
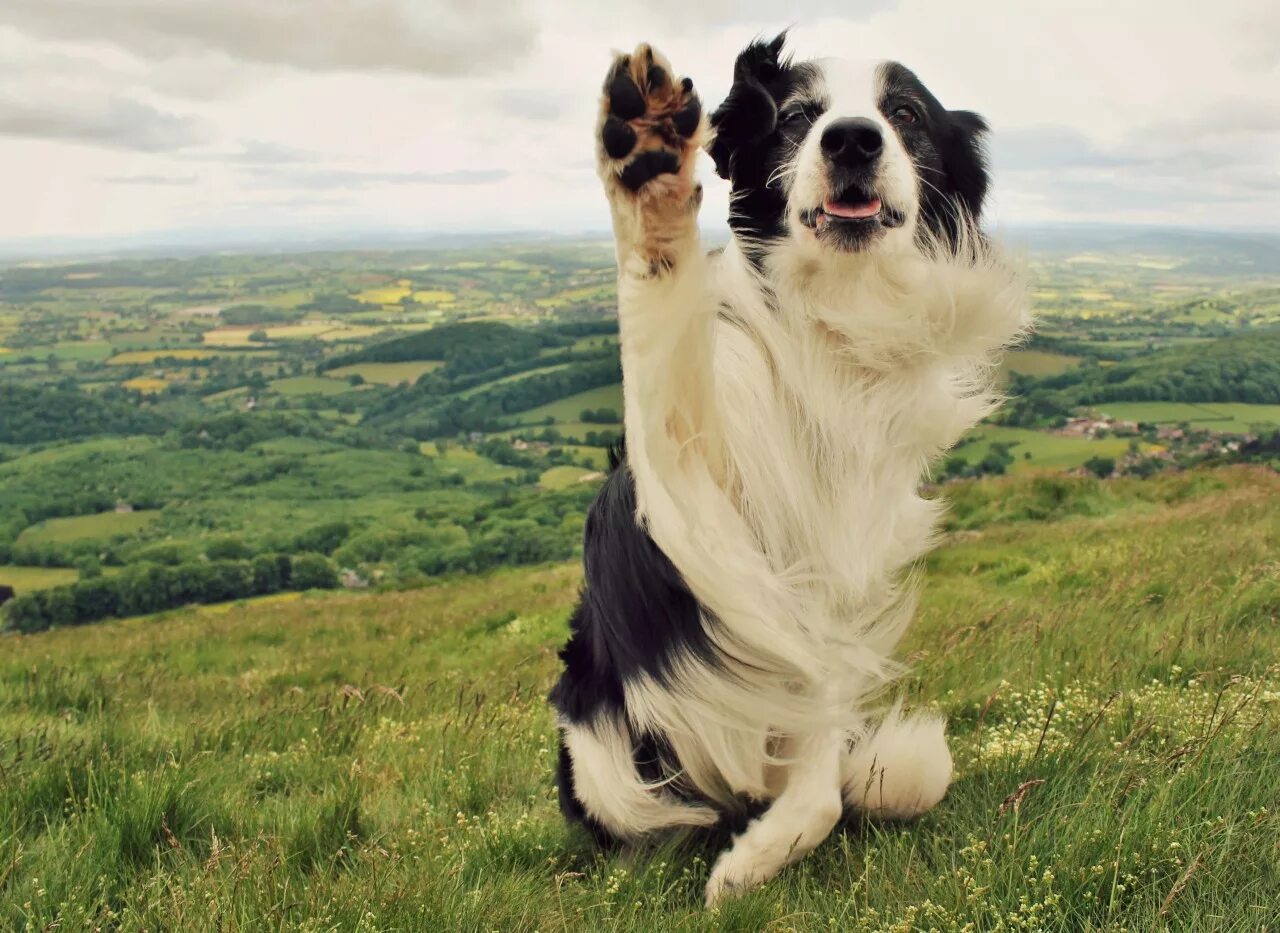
[598,44,704,194]
[597,44,705,271]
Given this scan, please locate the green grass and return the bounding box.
[323,361,442,385]
[2,466,1278,929]
[419,443,521,483]
[999,349,1082,379]
[511,383,623,425]
[1098,401,1280,428]
[0,565,79,593]
[268,376,354,397]
[955,426,1146,471]
[538,465,596,490]
[16,510,159,546]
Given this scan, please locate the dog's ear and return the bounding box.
[944,109,991,221]
[707,32,789,180]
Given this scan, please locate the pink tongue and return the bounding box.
[823,197,881,219]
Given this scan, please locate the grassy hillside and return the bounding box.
[3,467,1277,930]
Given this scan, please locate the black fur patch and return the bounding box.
[549,441,730,837]
[878,62,989,245]
[549,442,723,723]
[707,33,810,247]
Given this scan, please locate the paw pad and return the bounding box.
[599,45,701,193]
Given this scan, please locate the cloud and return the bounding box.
[0,0,538,76]
[244,168,511,190]
[0,94,204,151]
[189,140,315,166]
[96,173,198,186]
[992,125,1137,172]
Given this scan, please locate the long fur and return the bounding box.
[550,36,1032,904]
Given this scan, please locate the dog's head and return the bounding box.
[709,34,989,258]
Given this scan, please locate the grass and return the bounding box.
[511,383,623,425]
[999,349,1081,379]
[324,361,442,385]
[419,443,521,483]
[1,466,1277,929]
[1097,402,1280,429]
[107,349,229,365]
[0,565,79,593]
[538,465,596,490]
[955,426,1147,472]
[268,376,354,397]
[15,510,159,546]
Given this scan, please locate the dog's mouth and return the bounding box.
[799,183,905,247]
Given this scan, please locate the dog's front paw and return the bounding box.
[704,843,769,907]
[597,44,705,272]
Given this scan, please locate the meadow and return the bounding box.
[3,466,1277,930]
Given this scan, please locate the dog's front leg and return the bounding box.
[703,729,845,907]
[596,45,722,481]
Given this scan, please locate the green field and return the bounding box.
[511,383,623,425]
[324,361,442,385]
[538,464,596,490]
[0,565,79,593]
[16,510,159,546]
[1098,401,1280,428]
[419,443,521,483]
[267,376,354,397]
[956,426,1145,472]
[3,467,1278,929]
[999,349,1081,378]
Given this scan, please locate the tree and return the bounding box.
[1083,456,1116,479]
[291,553,339,590]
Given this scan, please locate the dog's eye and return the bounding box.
[779,104,822,130]
[890,104,919,126]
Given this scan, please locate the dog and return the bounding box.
[549,33,1030,906]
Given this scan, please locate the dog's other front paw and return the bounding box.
[597,44,706,272]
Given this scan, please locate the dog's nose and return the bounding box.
[820,118,883,165]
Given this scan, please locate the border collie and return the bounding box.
[549,33,1030,905]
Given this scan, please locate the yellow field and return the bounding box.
[411,290,455,304]
[203,322,378,346]
[122,377,168,394]
[355,280,413,304]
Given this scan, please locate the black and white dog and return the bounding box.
[550,34,1029,905]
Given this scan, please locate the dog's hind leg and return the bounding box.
[841,707,953,821]
[559,716,719,841]
[703,728,845,906]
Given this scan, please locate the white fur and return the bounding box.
[560,716,719,839]
[588,46,1031,904]
[842,707,955,820]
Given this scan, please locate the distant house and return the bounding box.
[114,501,134,514]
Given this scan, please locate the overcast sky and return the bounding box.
[2,0,1277,246]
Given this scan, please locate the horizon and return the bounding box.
[3,221,1279,266]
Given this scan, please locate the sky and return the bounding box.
[2,0,1277,247]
